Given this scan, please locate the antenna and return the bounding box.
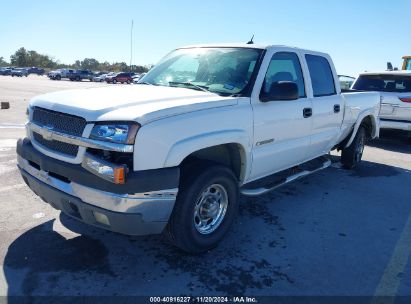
[247,34,254,45]
[130,19,134,72]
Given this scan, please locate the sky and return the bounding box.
[0,0,409,76]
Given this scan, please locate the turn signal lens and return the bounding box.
[113,167,125,184]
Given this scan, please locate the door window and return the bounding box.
[262,52,306,98]
[305,54,336,97]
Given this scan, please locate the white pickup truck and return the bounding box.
[17,44,380,253]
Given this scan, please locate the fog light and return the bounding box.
[93,212,110,226]
[82,153,127,184]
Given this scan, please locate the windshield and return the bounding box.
[140,47,263,95]
[353,74,411,93]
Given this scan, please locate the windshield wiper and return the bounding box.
[137,81,155,86]
[168,81,211,93]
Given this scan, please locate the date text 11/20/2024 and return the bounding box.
[149,296,258,303]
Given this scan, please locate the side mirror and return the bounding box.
[260,81,299,102]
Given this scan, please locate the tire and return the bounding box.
[112,79,117,84]
[75,76,80,81]
[165,164,239,254]
[126,80,131,84]
[341,126,366,169]
[100,79,103,82]
[56,75,61,80]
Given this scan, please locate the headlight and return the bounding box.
[90,122,140,144]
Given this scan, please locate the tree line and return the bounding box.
[1,47,150,73]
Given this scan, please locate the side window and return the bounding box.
[305,54,336,97]
[262,52,306,98]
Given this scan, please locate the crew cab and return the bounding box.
[352,71,411,139]
[17,44,380,253]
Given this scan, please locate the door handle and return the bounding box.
[334,104,340,113]
[303,108,312,118]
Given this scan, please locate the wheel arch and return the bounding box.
[344,113,379,148]
[164,131,250,183]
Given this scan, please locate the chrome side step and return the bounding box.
[240,158,332,197]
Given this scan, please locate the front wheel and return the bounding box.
[112,79,117,84]
[165,164,239,254]
[341,126,366,169]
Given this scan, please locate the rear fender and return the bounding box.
[345,111,379,148]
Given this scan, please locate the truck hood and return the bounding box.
[30,85,238,124]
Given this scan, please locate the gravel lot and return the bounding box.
[0,76,410,302]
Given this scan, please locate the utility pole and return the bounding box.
[130,19,134,72]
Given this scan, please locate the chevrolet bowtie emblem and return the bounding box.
[42,125,54,141]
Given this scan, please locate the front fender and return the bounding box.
[164,129,251,175]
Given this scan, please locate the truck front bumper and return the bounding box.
[16,138,179,236]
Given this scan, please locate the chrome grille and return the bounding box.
[33,132,79,157]
[32,107,86,136]
[31,107,86,157]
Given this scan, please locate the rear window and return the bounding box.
[353,75,411,93]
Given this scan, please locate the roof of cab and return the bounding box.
[177,43,326,55]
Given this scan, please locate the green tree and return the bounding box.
[10,47,28,66]
[0,56,8,66]
[80,58,100,70]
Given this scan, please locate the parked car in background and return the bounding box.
[48,69,75,80]
[93,73,108,82]
[132,72,146,84]
[69,70,94,81]
[339,75,356,91]
[106,72,134,84]
[352,71,411,140]
[11,68,28,77]
[26,67,45,75]
[0,67,12,76]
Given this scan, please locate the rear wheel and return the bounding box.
[341,126,366,169]
[75,76,80,81]
[126,80,131,84]
[165,164,239,254]
[56,75,61,80]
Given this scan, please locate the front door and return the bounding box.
[250,51,312,181]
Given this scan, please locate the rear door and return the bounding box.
[305,54,344,156]
[250,50,312,180]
